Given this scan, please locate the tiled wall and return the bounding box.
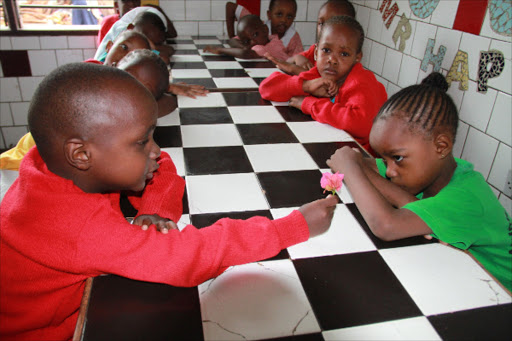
[0,0,510,212]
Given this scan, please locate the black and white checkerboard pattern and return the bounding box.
[81,37,512,341]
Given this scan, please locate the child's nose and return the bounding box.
[149,141,161,159]
[385,166,397,179]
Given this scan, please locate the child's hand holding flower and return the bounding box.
[320,172,344,195]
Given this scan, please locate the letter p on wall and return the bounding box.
[478,50,505,93]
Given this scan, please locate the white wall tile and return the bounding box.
[306,0,323,22]
[490,39,512,61]
[382,47,402,84]
[488,143,512,196]
[367,8,384,42]
[459,80,497,131]
[1,126,28,149]
[11,37,41,50]
[458,32,491,81]
[40,36,68,49]
[67,36,96,49]
[381,13,417,55]
[360,37,372,69]
[487,58,511,94]
[296,22,315,47]
[83,48,96,60]
[261,0,270,18]
[435,26,462,70]
[394,0,412,19]
[461,128,499,179]
[365,0,380,10]
[453,120,469,159]
[10,102,29,126]
[0,103,13,126]
[160,0,186,21]
[410,21,437,60]
[368,41,386,75]
[487,92,511,145]
[397,54,420,88]
[355,5,371,34]
[28,50,58,76]
[429,0,458,28]
[386,82,401,98]
[186,1,210,21]
[446,81,465,111]
[18,77,44,102]
[295,0,308,21]
[199,22,224,36]
[211,1,229,21]
[175,22,199,36]
[56,49,85,66]
[0,36,12,50]
[0,78,22,102]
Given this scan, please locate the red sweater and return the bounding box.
[0,148,309,341]
[97,13,119,45]
[299,44,316,64]
[259,63,387,153]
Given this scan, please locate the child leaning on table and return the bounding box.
[267,0,356,75]
[327,72,512,292]
[0,63,338,341]
[259,15,387,155]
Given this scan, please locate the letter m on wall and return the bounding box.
[380,0,399,29]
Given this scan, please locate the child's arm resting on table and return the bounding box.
[327,147,431,241]
[203,45,260,59]
[265,53,309,76]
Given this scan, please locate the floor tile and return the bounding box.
[257,169,324,208]
[213,77,258,89]
[237,123,299,145]
[287,122,355,143]
[229,105,284,124]
[179,107,233,125]
[200,259,321,341]
[153,126,182,148]
[181,124,242,147]
[293,252,422,330]
[223,92,271,106]
[379,244,512,316]
[186,173,268,214]
[244,143,317,172]
[184,146,253,175]
[178,92,226,108]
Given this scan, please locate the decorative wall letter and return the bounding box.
[409,0,440,19]
[420,38,447,72]
[446,50,469,91]
[489,0,512,36]
[478,50,505,93]
[392,14,412,52]
[379,0,399,29]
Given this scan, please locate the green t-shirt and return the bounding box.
[376,158,512,291]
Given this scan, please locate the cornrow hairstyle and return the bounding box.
[269,0,297,13]
[322,0,356,18]
[317,15,364,53]
[117,49,169,100]
[375,72,459,140]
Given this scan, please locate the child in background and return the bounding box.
[226,0,303,57]
[204,14,290,60]
[117,49,178,117]
[0,63,338,341]
[259,16,387,154]
[89,29,151,65]
[327,72,512,292]
[268,0,356,75]
[97,0,141,45]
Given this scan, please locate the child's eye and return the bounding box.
[120,44,128,50]
[137,139,149,146]
[322,48,330,53]
[393,155,404,162]
[341,52,349,57]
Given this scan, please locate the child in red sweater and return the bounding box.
[0,63,337,341]
[259,15,387,154]
[97,0,140,45]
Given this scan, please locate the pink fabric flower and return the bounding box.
[320,172,344,195]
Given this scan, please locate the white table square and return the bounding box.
[181,124,242,148]
[244,143,317,172]
[213,77,258,88]
[161,147,185,177]
[177,92,226,108]
[170,55,204,62]
[205,61,243,69]
[171,69,212,79]
[157,108,179,126]
[287,121,355,143]
[244,68,279,78]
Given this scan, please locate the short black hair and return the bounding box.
[321,0,356,18]
[133,11,165,33]
[317,15,364,53]
[269,0,297,13]
[376,72,459,140]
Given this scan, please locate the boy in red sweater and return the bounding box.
[0,63,337,341]
[259,15,387,154]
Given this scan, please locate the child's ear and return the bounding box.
[64,138,91,171]
[356,51,363,63]
[314,44,318,61]
[434,133,453,159]
[106,40,113,53]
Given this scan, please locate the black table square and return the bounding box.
[257,169,324,208]
[237,123,299,145]
[238,61,276,68]
[202,55,237,62]
[223,92,271,106]
[183,146,253,175]
[168,39,194,44]
[275,106,314,122]
[303,141,362,169]
[253,77,266,85]
[153,126,182,148]
[179,107,233,125]
[83,275,203,341]
[172,78,216,89]
[209,69,250,78]
[293,252,422,330]
[171,49,199,55]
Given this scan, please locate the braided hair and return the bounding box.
[375,72,459,141]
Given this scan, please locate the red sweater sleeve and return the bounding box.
[259,67,320,102]
[127,151,185,223]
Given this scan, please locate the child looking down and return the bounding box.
[259,15,387,154]
[0,63,337,340]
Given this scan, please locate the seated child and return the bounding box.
[116,49,178,117]
[268,0,356,75]
[89,29,151,66]
[97,0,141,45]
[226,0,303,57]
[259,15,387,154]
[326,72,512,292]
[204,14,290,60]
[0,63,338,340]
[95,7,174,65]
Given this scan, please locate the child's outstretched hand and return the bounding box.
[298,195,338,238]
[289,96,305,109]
[264,53,307,75]
[168,83,209,98]
[133,214,178,234]
[303,78,338,98]
[203,45,221,55]
[326,146,363,174]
